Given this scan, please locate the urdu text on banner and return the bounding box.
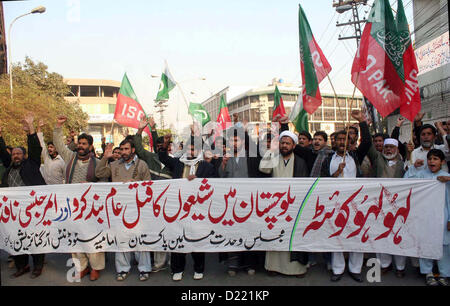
[0,178,445,259]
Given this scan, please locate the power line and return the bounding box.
[318,11,338,44]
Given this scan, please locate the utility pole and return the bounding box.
[333,0,382,133]
[0,1,7,75]
[155,100,168,130]
[334,0,367,46]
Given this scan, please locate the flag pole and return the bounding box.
[409,120,414,162]
[342,73,360,164]
[176,81,195,125]
[109,120,115,143]
[327,74,347,129]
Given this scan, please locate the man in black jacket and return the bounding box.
[217,126,267,276]
[0,114,46,279]
[158,135,217,281]
[259,130,309,277]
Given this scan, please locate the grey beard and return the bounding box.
[382,153,397,160]
[421,141,433,148]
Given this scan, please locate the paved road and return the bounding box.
[1,250,426,286]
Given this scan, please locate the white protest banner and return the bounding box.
[415,31,450,76]
[0,178,445,259]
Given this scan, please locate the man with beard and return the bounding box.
[345,125,360,152]
[158,135,216,281]
[0,114,46,279]
[330,132,338,151]
[366,138,407,277]
[96,139,152,282]
[360,133,388,178]
[320,110,372,283]
[134,115,172,272]
[36,119,65,185]
[53,115,105,281]
[218,127,266,276]
[278,116,329,176]
[406,124,448,172]
[259,130,309,277]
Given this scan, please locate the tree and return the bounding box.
[0,57,88,147]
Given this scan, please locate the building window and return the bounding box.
[268,107,273,121]
[103,86,118,98]
[243,110,250,122]
[80,86,100,97]
[250,109,259,121]
[66,85,79,97]
[335,123,345,131]
[267,94,274,101]
[250,96,259,103]
[336,109,347,121]
[311,108,322,121]
[337,98,347,108]
[323,97,335,107]
[323,108,335,121]
[282,94,297,102]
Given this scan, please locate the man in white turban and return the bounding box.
[366,138,407,277]
[259,130,309,277]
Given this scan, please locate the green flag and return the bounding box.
[298,4,332,114]
[272,85,286,121]
[155,63,176,102]
[289,94,309,133]
[189,102,211,126]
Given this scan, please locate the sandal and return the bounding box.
[139,272,150,281]
[116,271,128,281]
[437,276,448,286]
[426,274,439,286]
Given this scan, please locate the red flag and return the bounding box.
[216,94,231,132]
[298,4,332,115]
[351,0,403,118]
[272,85,286,121]
[397,0,421,121]
[114,73,153,147]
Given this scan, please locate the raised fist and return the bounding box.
[351,110,365,123]
[56,115,68,128]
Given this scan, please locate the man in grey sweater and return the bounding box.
[53,115,104,281]
[96,139,153,282]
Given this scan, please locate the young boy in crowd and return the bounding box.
[404,149,450,286]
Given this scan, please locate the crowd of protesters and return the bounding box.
[0,110,449,286]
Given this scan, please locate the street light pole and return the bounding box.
[8,5,46,101]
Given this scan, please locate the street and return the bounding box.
[1,250,427,286]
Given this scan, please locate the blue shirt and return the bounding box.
[404,167,450,245]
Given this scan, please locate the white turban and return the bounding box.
[384,138,399,147]
[279,131,298,144]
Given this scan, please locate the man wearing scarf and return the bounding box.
[158,135,217,281]
[53,115,104,281]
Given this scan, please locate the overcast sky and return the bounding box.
[3,0,415,131]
